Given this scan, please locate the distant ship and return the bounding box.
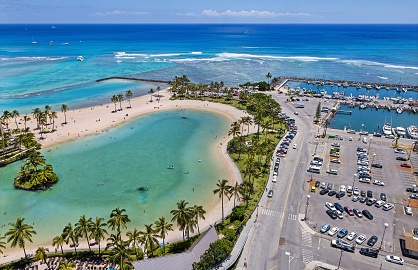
[77,56,84,61]
[52,26,56,29]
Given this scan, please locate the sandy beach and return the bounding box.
[0,89,257,264]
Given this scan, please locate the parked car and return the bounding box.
[411,194,418,199]
[360,197,368,203]
[327,183,333,190]
[374,201,385,208]
[320,189,329,195]
[359,178,371,184]
[336,191,345,198]
[353,187,359,195]
[320,224,331,233]
[331,159,341,164]
[330,153,340,158]
[382,203,394,211]
[334,203,344,212]
[320,182,326,189]
[356,234,367,245]
[394,148,405,154]
[401,164,411,168]
[386,255,404,265]
[353,208,363,218]
[337,229,348,238]
[380,193,387,201]
[315,180,320,187]
[313,157,324,162]
[373,180,385,186]
[326,202,336,211]
[396,156,407,161]
[293,144,297,149]
[367,190,373,198]
[335,210,343,219]
[326,210,338,219]
[326,169,338,175]
[328,227,339,236]
[366,198,377,206]
[361,190,366,197]
[352,196,360,202]
[330,240,355,253]
[360,248,379,258]
[340,185,346,192]
[344,207,354,216]
[371,164,382,168]
[405,207,412,215]
[367,235,378,246]
[362,210,373,220]
[272,175,277,183]
[328,190,337,196]
[331,143,340,147]
[347,231,357,241]
[268,190,274,198]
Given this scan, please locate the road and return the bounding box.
[237,93,417,270]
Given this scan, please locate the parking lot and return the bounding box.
[305,129,417,257]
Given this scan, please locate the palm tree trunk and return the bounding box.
[86,234,91,252]
[23,246,27,258]
[64,113,67,124]
[61,244,64,255]
[163,237,165,254]
[221,193,224,220]
[98,241,101,257]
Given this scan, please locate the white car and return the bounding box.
[326,169,338,175]
[273,171,278,176]
[272,175,277,183]
[328,227,339,236]
[340,185,346,192]
[394,148,405,154]
[326,202,336,211]
[356,234,367,245]
[405,207,412,215]
[373,180,385,186]
[353,187,359,195]
[347,186,353,193]
[383,203,394,211]
[375,200,385,208]
[359,178,371,183]
[358,166,370,171]
[386,255,404,265]
[347,231,357,241]
[349,137,353,141]
[330,159,341,164]
[293,144,297,149]
[335,210,343,219]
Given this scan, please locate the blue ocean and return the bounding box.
[0,24,417,114]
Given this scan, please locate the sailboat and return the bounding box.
[31,36,37,44]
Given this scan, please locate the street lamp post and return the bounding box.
[337,249,343,269]
[379,223,389,250]
[352,174,357,190]
[371,153,376,172]
[305,195,311,220]
[368,137,373,153]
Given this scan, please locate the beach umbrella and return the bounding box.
[44,128,50,132]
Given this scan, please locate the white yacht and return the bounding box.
[407,126,418,139]
[382,124,392,136]
[77,56,84,61]
[396,107,403,114]
[395,126,406,137]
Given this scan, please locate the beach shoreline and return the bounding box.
[0,91,256,264]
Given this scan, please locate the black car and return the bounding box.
[320,189,329,195]
[361,190,366,197]
[326,210,338,219]
[328,190,337,196]
[362,210,374,220]
[371,164,382,168]
[336,191,345,198]
[396,157,407,161]
[315,181,320,187]
[313,157,324,162]
[367,190,373,198]
[360,197,368,203]
[359,173,371,179]
[380,193,387,201]
[334,203,344,212]
[360,248,379,258]
[367,235,378,246]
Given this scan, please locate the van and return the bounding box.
[360,248,379,258]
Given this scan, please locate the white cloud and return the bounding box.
[91,10,150,16]
[186,9,311,17]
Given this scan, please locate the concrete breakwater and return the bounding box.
[276,76,418,91]
[96,76,171,84]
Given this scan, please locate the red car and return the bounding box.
[344,206,354,216]
[401,164,411,168]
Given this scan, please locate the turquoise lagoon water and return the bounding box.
[0,109,230,247]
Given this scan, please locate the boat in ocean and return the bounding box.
[407,126,418,139]
[167,165,174,169]
[182,116,187,119]
[382,124,392,136]
[396,107,403,114]
[395,126,406,137]
[77,56,84,61]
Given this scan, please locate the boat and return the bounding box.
[386,87,390,90]
[61,43,69,45]
[375,85,381,90]
[402,88,408,93]
[366,85,372,89]
[31,41,37,44]
[395,126,406,137]
[167,166,174,169]
[51,26,56,29]
[182,116,187,119]
[77,56,84,61]
[407,126,418,139]
[360,104,366,109]
[382,124,392,136]
[396,107,403,114]
[138,186,148,191]
[343,83,348,88]
[356,84,361,89]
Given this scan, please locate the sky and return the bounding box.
[1,0,417,24]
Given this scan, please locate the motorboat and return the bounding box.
[138,186,148,191]
[167,166,174,169]
[395,126,406,137]
[77,56,84,61]
[360,104,366,109]
[382,124,392,136]
[396,107,403,114]
[182,116,187,119]
[407,126,418,139]
[366,85,372,89]
[356,84,361,89]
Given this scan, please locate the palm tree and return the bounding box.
[57,259,76,270]
[323,119,330,137]
[11,110,20,130]
[156,86,161,103]
[154,217,173,254]
[213,179,232,220]
[5,217,37,258]
[106,231,122,250]
[22,116,31,133]
[63,223,79,253]
[125,90,133,108]
[61,104,68,124]
[111,95,118,112]
[139,224,159,257]
[148,88,155,102]
[35,247,49,264]
[108,208,130,232]
[44,105,52,124]
[230,182,240,207]
[0,234,6,254]
[190,205,206,235]
[117,94,124,110]
[50,111,58,131]
[25,151,46,171]
[75,215,94,252]
[266,72,272,86]
[91,217,108,257]
[170,200,191,241]
[52,233,67,255]
[126,228,141,259]
[108,242,129,270]
[1,111,12,130]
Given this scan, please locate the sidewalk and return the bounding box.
[305,261,338,270]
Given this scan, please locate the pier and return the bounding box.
[96,76,170,84]
[335,110,352,115]
[276,76,418,91]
